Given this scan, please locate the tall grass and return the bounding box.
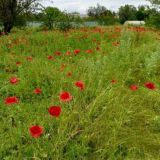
[0,27,160,160]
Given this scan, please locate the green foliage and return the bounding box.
[136,6,147,20]
[135,5,158,21]
[118,5,137,24]
[147,0,160,5]
[58,13,83,32]
[25,12,44,22]
[0,27,160,159]
[147,0,160,10]
[87,3,107,18]
[87,4,116,26]
[14,14,27,28]
[118,5,159,24]
[0,0,39,33]
[98,15,117,25]
[58,21,72,32]
[43,7,62,30]
[146,12,160,28]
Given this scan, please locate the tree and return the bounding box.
[118,5,137,24]
[135,5,157,21]
[145,0,160,28]
[43,7,62,30]
[87,4,107,19]
[136,6,146,20]
[146,12,160,28]
[147,0,160,9]
[0,0,39,33]
[147,0,160,4]
[87,4,116,25]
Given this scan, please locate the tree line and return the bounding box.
[0,0,159,34]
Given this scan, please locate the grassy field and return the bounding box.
[0,26,160,160]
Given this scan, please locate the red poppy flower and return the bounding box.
[111,79,116,84]
[10,77,19,84]
[48,55,54,60]
[27,56,33,61]
[67,72,72,77]
[66,51,71,56]
[92,39,97,43]
[130,85,138,91]
[75,81,85,90]
[55,51,61,56]
[74,49,80,55]
[5,96,19,105]
[85,49,93,54]
[48,106,61,117]
[113,42,120,47]
[33,88,42,94]
[145,82,156,90]
[115,27,121,32]
[29,125,44,138]
[59,91,73,102]
[16,61,22,66]
[96,46,100,51]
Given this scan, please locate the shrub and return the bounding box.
[58,21,72,32]
[42,7,62,30]
[58,13,74,32]
[146,12,160,28]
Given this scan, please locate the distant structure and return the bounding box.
[124,21,145,26]
[79,14,88,18]
[70,12,88,18]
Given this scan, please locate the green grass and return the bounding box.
[0,26,160,160]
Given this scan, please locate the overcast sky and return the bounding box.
[43,0,150,14]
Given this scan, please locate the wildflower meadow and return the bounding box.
[0,26,160,159]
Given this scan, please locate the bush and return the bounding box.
[42,7,62,30]
[146,12,160,28]
[57,13,74,32]
[58,21,72,32]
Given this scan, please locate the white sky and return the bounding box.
[42,0,150,13]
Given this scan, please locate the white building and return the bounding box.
[124,21,145,26]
